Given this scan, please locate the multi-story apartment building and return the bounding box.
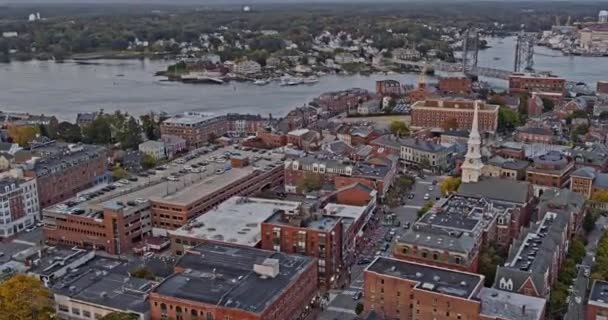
[375,79,402,96]
[260,209,343,289]
[284,155,397,198]
[0,172,39,237]
[371,135,450,173]
[226,113,266,137]
[515,126,558,144]
[508,73,566,97]
[411,99,499,133]
[23,143,108,208]
[526,151,575,196]
[233,60,262,75]
[160,113,229,148]
[539,188,586,239]
[493,211,570,298]
[570,166,608,199]
[149,243,318,320]
[363,257,546,320]
[438,73,472,95]
[43,198,153,255]
[313,88,371,115]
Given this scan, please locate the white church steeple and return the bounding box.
[461,100,484,183]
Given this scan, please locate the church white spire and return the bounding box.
[461,100,484,183]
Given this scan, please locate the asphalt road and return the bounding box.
[564,216,607,320]
[317,174,444,320]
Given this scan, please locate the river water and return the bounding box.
[0,37,606,120]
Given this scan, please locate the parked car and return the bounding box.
[167,175,178,181]
[352,291,362,300]
[424,193,430,200]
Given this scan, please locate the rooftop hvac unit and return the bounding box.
[253,258,280,279]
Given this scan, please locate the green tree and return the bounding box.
[83,116,112,145]
[583,210,599,233]
[477,244,506,286]
[389,120,410,137]
[118,116,143,150]
[112,166,128,181]
[129,266,154,280]
[417,201,434,219]
[439,177,461,195]
[0,273,54,320]
[99,312,139,320]
[541,97,555,112]
[56,121,83,143]
[497,106,521,132]
[297,173,323,193]
[355,302,364,315]
[140,113,161,140]
[141,154,157,170]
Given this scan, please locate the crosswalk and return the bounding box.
[342,288,361,296]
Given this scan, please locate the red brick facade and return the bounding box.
[438,76,472,95]
[149,259,318,320]
[509,73,566,96]
[411,99,499,133]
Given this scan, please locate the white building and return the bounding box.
[461,101,484,183]
[234,60,262,75]
[0,171,39,237]
[138,140,166,160]
[2,32,18,38]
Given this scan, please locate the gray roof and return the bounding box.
[366,257,483,299]
[478,287,545,320]
[29,143,106,177]
[397,225,477,254]
[538,188,585,217]
[457,178,530,204]
[154,243,314,314]
[487,156,529,171]
[52,256,154,314]
[571,166,597,179]
[517,126,554,136]
[372,135,446,153]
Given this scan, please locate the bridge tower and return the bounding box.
[514,29,535,72]
[461,29,479,75]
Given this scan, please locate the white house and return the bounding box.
[234,60,262,75]
[138,140,166,160]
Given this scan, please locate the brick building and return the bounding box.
[284,156,397,198]
[43,198,153,255]
[260,209,343,289]
[149,243,317,320]
[169,197,301,255]
[526,151,575,196]
[160,113,229,148]
[371,135,450,173]
[313,88,371,115]
[256,127,288,148]
[438,73,472,95]
[493,211,570,298]
[0,172,39,237]
[587,280,608,320]
[411,99,499,133]
[23,143,108,208]
[376,80,402,96]
[570,167,608,199]
[364,257,485,320]
[515,126,558,144]
[226,113,267,137]
[598,81,608,94]
[508,73,566,97]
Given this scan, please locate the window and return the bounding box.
[72,308,80,316]
[58,304,69,312]
[206,313,215,320]
[82,310,91,318]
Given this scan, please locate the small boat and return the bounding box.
[253,79,269,85]
[302,77,319,84]
[280,77,303,86]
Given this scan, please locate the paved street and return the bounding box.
[317,174,444,320]
[564,216,607,320]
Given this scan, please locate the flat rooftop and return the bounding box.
[366,257,483,299]
[323,203,367,221]
[162,112,224,126]
[154,243,314,314]
[44,145,285,216]
[169,197,301,246]
[265,210,341,231]
[28,247,94,277]
[419,196,485,233]
[52,256,154,314]
[478,287,545,320]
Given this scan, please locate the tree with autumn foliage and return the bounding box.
[7,125,39,147]
[0,273,54,320]
[439,177,461,195]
